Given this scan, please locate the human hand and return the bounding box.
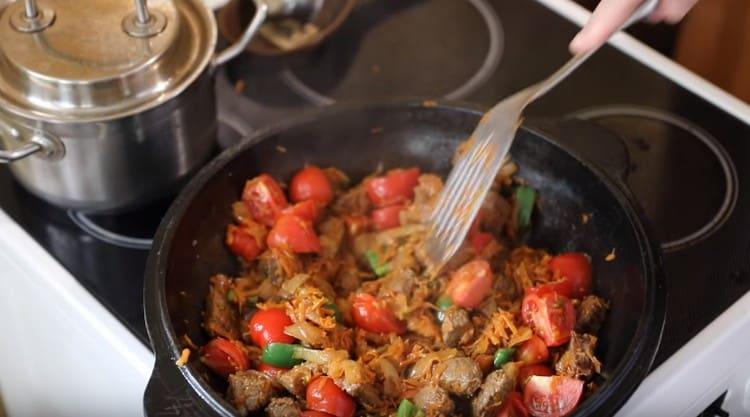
[569,0,700,54]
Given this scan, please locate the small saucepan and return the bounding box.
[0,0,293,212]
[143,101,666,416]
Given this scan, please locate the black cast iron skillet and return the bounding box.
[143,101,666,416]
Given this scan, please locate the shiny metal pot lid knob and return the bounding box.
[0,0,217,122]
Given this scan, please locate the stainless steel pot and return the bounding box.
[0,0,268,212]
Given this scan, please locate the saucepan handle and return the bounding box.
[0,122,65,163]
[212,0,269,68]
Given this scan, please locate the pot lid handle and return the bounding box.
[123,0,167,38]
[212,0,268,67]
[10,0,54,32]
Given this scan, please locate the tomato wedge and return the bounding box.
[549,253,592,299]
[301,411,337,417]
[516,335,549,365]
[249,308,296,348]
[521,291,576,347]
[290,166,334,206]
[498,392,530,417]
[470,232,494,253]
[200,338,249,377]
[371,205,404,230]
[282,200,322,223]
[366,168,421,207]
[257,362,286,379]
[306,376,356,417]
[242,174,288,227]
[517,364,554,388]
[528,279,574,299]
[225,224,263,262]
[446,259,494,309]
[350,293,406,334]
[523,376,584,417]
[267,214,322,253]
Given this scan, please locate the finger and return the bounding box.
[569,0,644,54]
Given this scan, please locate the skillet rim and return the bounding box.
[143,99,666,417]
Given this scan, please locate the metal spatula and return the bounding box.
[424,0,659,268]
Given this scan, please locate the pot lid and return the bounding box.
[0,0,216,122]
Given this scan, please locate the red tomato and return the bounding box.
[516,335,550,365]
[258,363,286,379]
[470,232,494,253]
[528,279,574,299]
[371,205,404,230]
[517,364,554,387]
[549,253,592,299]
[249,308,296,348]
[200,338,249,377]
[301,411,337,417]
[498,392,529,417]
[242,174,288,227]
[523,376,584,417]
[343,215,371,236]
[366,168,421,207]
[306,376,356,417]
[521,291,576,347]
[290,166,334,206]
[267,214,322,254]
[282,200,321,223]
[350,293,406,334]
[446,259,494,309]
[226,225,263,261]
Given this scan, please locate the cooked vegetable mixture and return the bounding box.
[198,159,609,417]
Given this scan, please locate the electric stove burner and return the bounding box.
[282,0,503,105]
[570,106,738,252]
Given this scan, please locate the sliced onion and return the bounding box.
[329,358,368,396]
[374,358,402,398]
[284,321,326,347]
[408,349,459,379]
[280,273,310,298]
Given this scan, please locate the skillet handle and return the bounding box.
[143,357,206,417]
[212,0,269,68]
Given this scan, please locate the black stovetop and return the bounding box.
[2,0,749,372]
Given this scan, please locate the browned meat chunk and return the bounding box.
[332,183,372,215]
[576,295,609,333]
[319,217,345,258]
[204,274,239,340]
[480,191,512,235]
[400,174,443,225]
[257,248,302,286]
[441,307,474,347]
[413,385,455,416]
[265,397,301,417]
[471,365,518,417]
[555,333,602,380]
[227,370,275,416]
[438,357,482,396]
[278,363,324,399]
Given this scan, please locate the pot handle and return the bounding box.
[0,126,65,163]
[212,0,269,68]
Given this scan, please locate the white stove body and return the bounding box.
[1,1,749,416]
